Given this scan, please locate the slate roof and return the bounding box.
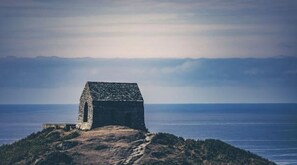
[86,82,143,102]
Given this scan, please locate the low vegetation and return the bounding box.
[142,133,275,165]
[0,128,79,165]
[0,127,275,165]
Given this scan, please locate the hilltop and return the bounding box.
[0,126,275,165]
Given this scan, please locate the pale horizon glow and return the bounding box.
[0,1,296,104]
[0,0,296,58]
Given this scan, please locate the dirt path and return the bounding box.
[123,133,155,165]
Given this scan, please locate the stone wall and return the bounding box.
[76,83,146,131]
[92,101,146,130]
[43,123,76,131]
[76,84,93,130]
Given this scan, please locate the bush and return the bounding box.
[151,133,184,146]
[94,144,109,150]
[62,131,80,141]
[45,132,61,142]
[151,151,167,158]
[0,129,65,164]
[35,151,72,165]
[56,141,79,150]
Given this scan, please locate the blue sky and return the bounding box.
[0,1,296,103]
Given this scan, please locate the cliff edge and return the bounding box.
[0,126,275,165]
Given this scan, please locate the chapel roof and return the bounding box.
[86,81,143,102]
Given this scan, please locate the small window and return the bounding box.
[83,102,88,122]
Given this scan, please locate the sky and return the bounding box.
[0,57,296,104]
[0,0,296,104]
[0,0,297,58]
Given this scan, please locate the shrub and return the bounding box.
[151,133,183,146]
[35,151,72,165]
[151,151,167,158]
[94,144,109,150]
[62,131,80,141]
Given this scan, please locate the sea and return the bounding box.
[0,104,296,165]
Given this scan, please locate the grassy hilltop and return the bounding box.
[0,126,275,165]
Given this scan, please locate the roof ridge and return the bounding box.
[87,81,137,84]
[85,81,143,102]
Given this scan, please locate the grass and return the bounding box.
[0,128,80,165]
[0,128,275,165]
[146,132,275,165]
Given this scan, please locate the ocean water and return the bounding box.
[0,104,296,165]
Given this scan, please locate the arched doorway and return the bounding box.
[83,102,88,122]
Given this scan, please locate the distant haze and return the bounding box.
[0,57,296,104]
[0,1,296,103]
[0,0,296,58]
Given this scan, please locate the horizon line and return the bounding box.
[0,103,297,105]
[1,55,296,60]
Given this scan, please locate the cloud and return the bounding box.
[0,56,296,87]
[0,0,296,103]
[0,57,296,103]
[1,0,297,58]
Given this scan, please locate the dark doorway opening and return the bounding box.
[83,102,88,122]
[125,113,132,127]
